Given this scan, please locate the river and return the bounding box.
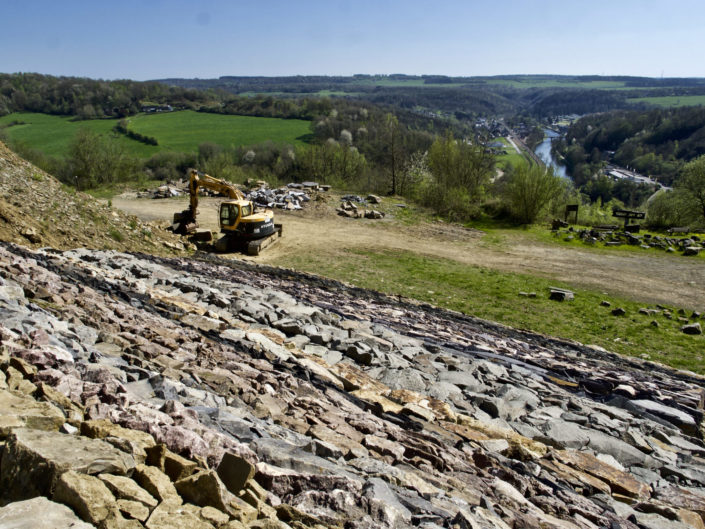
[534,129,568,178]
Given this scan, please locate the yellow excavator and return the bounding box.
[173,169,282,255]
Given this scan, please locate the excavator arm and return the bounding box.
[187,169,245,218]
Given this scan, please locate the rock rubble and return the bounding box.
[1,242,705,528]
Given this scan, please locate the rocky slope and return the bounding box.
[0,141,187,254]
[1,241,705,529]
[2,140,705,529]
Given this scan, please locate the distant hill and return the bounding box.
[154,74,705,117]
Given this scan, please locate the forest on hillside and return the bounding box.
[554,107,705,187]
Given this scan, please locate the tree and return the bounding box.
[66,128,136,189]
[424,132,495,220]
[504,162,564,224]
[383,113,403,195]
[678,154,705,223]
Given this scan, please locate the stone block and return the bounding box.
[116,499,151,522]
[0,496,94,529]
[99,473,159,509]
[0,428,135,502]
[145,502,216,529]
[133,463,182,506]
[217,451,256,495]
[0,389,65,439]
[81,418,157,451]
[52,470,116,526]
[175,469,235,514]
[146,443,198,482]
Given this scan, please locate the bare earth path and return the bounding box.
[113,196,705,310]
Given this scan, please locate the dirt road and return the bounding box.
[112,195,705,310]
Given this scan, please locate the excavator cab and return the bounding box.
[219,201,243,228]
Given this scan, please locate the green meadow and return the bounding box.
[0,111,312,158]
[628,95,705,108]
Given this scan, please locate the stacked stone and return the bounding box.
[553,227,705,255]
[1,242,705,528]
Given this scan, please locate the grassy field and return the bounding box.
[494,137,527,168]
[274,247,704,373]
[0,112,152,157]
[0,111,311,158]
[627,95,705,108]
[483,77,628,89]
[348,77,468,88]
[127,111,311,152]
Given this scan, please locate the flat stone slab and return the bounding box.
[554,449,651,499]
[631,399,698,434]
[0,427,136,502]
[0,496,94,529]
[0,388,65,438]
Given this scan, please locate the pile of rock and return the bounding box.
[137,183,185,199]
[246,182,331,211]
[2,242,705,529]
[337,195,385,219]
[554,227,705,255]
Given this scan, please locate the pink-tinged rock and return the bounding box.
[152,424,209,460]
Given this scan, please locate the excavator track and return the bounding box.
[246,224,283,256]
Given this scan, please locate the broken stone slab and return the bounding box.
[52,470,117,526]
[630,511,692,529]
[0,427,136,502]
[175,469,236,515]
[630,399,699,436]
[0,388,66,438]
[534,420,590,449]
[0,496,94,529]
[133,463,182,506]
[583,428,659,468]
[145,502,217,529]
[553,449,651,499]
[549,288,574,301]
[363,477,413,526]
[99,473,159,509]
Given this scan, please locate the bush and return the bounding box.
[646,189,697,229]
[502,162,565,224]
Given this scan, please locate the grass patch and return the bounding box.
[0,111,311,159]
[484,77,627,90]
[85,179,165,200]
[272,248,704,373]
[108,228,125,242]
[494,137,527,169]
[627,95,705,108]
[127,110,311,152]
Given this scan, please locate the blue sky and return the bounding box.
[2,0,705,80]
